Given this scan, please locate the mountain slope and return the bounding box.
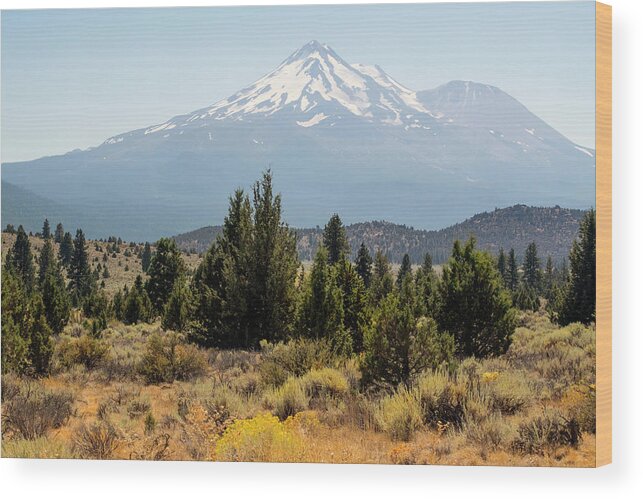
[2,41,595,241]
[173,205,586,264]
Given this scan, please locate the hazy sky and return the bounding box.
[1,2,595,163]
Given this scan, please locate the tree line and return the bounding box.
[1,172,596,386]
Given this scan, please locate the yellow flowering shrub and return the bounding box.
[215,412,303,462]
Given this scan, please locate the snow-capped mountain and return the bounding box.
[2,41,595,241]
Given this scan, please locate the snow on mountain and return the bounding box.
[113,40,436,143]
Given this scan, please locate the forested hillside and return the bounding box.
[173,205,586,264]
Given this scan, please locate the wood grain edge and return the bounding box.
[595,0,612,467]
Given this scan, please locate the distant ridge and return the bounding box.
[173,205,587,264]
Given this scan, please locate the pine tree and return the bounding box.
[322,213,349,265]
[68,229,94,304]
[362,293,454,388]
[124,275,153,324]
[298,247,350,353]
[1,271,30,374]
[543,256,555,297]
[42,219,51,239]
[41,253,71,335]
[246,171,299,344]
[141,242,152,272]
[370,250,394,303]
[162,278,194,332]
[355,242,373,288]
[437,238,516,358]
[38,237,55,285]
[5,224,16,234]
[54,223,64,243]
[396,254,412,288]
[506,248,519,292]
[335,257,369,352]
[27,295,54,376]
[146,238,185,314]
[523,241,541,291]
[556,210,596,325]
[415,253,438,317]
[59,232,74,267]
[497,248,507,281]
[9,225,35,291]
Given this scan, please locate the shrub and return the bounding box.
[127,399,151,419]
[259,338,336,387]
[464,414,516,452]
[483,372,532,415]
[415,370,468,430]
[512,409,582,455]
[72,422,121,459]
[300,368,349,400]
[56,334,110,370]
[215,412,303,462]
[376,388,423,441]
[137,333,207,383]
[265,378,309,420]
[2,382,74,440]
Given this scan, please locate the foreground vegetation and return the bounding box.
[1,171,596,465]
[1,310,595,465]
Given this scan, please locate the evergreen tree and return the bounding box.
[1,271,30,374]
[123,275,153,324]
[543,256,555,297]
[141,242,152,272]
[192,172,299,347]
[506,248,519,292]
[335,257,369,352]
[362,293,454,388]
[68,229,94,303]
[41,256,71,335]
[556,210,596,325]
[415,253,438,318]
[38,237,55,285]
[5,224,16,234]
[298,247,350,353]
[162,278,195,332]
[523,242,541,291]
[59,232,74,267]
[54,222,64,243]
[9,225,35,291]
[437,238,516,358]
[42,219,51,239]
[246,171,299,344]
[396,253,412,288]
[27,295,54,375]
[322,213,350,265]
[370,250,394,303]
[497,248,507,281]
[146,238,185,314]
[355,242,373,288]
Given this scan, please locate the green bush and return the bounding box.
[56,334,110,370]
[376,388,423,441]
[259,338,336,387]
[137,333,207,383]
[265,377,310,420]
[483,372,532,415]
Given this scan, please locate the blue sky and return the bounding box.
[1,2,595,162]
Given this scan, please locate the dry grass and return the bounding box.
[0,257,596,468]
